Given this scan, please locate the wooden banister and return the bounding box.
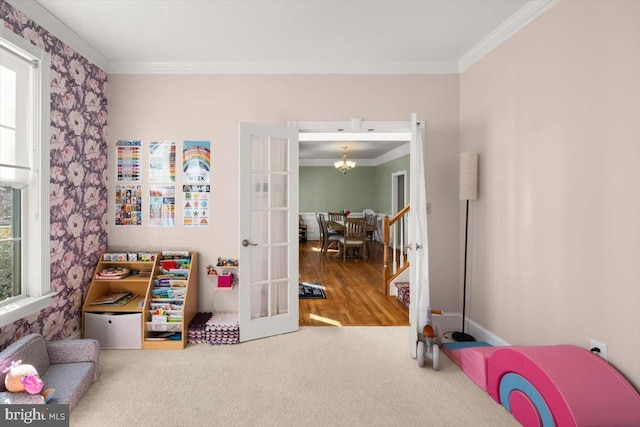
[382,204,410,295]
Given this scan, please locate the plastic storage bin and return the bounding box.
[84,312,142,349]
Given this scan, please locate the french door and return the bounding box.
[409,114,429,357]
[238,123,299,342]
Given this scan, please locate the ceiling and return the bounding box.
[34,0,530,73]
[25,0,536,161]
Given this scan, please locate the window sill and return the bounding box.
[0,293,58,328]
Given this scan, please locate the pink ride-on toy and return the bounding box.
[417,309,442,370]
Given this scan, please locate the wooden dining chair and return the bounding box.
[338,217,367,262]
[328,212,346,222]
[365,213,378,256]
[320,214,341,254]
[315,213,324,251]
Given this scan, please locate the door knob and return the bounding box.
[242,239,257,247]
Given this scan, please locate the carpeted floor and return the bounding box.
[70,327,519,427]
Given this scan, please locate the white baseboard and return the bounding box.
[431,313,510,346]
[467,318,510,346]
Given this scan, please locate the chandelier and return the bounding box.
[334,146,356,174]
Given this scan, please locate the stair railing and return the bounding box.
[382,204,410,295]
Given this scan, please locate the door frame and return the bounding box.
[391,170,408,249]
[291,117,426,336]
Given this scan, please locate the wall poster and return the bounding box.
[150,185,176,227]
[183,184,210,227]
[116,140,142,182]
[115,184,142,226]
[183,140,211,183]
[149,140,176,183]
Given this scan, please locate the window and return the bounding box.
[0,27,53,327]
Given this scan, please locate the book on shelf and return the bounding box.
[162,250,190,258]
[96,267,130,279]
[89,291,134,306]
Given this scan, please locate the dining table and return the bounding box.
[326,218,378,258]
[326,219,377,234]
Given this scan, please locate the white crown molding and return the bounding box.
[458,0,558,72]
[107,60,460,75]
[5,0,109,70]
[300,158,376,167]
[375,143,410,165]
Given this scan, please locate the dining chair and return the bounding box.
[328,212,346,223]
[315,213,324,251]
[320,214,341,254]
[338,217,367,262]
[365,213,378,256]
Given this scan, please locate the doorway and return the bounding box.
[293,119,412,326]
[391,170,408,250]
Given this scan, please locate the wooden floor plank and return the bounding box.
[298,240,409,326]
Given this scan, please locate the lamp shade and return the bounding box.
[459,152,478,200]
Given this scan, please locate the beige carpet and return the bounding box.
[71,327,519,427]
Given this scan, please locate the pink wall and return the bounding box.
[460,0,640,388]
[107,74,461,313]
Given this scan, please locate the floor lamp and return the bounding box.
[452,152,477,342]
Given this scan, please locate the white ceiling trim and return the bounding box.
[293,120,412,133]
[458,0,559,72]
[107,60,459,75]
[6,0,109,70]
[299,132,411,142]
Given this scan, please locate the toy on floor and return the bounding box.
[441,343,640,427]
[416,308,442,370]
[2,360,55,402]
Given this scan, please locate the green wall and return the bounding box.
[300,154,410,214]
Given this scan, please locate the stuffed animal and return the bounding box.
[2,360,55,402]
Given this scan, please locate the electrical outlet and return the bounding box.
[590,339,608,361]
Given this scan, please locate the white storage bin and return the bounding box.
[84,312,142,349]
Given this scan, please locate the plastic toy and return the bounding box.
[416,308,442,370]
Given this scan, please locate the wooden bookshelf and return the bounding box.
[82,251,198,350]
[142,252,198,350]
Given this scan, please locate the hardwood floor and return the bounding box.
[298,240,409,326]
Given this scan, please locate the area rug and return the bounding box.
[299,282,326,299]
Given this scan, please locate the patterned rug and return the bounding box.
[299,282,326,299]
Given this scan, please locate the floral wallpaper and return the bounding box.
[0,1,108,348]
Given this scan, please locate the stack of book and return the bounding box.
[89,291,134,306]
[96,267,130,280]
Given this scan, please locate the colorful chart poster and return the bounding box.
[116,140,142,182]
[149,140,176,183]
[115,184,142,226]
[150,185,176,227]
[183,184,210,227]
[183,141,211,183]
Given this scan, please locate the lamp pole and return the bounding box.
[453,152,477,343]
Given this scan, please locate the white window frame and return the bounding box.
[0,26,54,327]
